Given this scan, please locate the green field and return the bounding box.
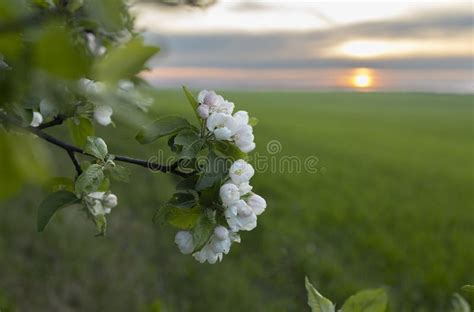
[1,91,473,311]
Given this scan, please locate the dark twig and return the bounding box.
[28,127,190,178]
[38,115,66,129]
[67,150,82,176]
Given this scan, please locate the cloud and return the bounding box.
[143,6,473,91]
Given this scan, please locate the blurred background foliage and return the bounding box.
[0,1,473,311]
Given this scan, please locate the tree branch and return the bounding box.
[28,127,190,178]
[67,150,82,176]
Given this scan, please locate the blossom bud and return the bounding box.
[175,231,194,254]
[214,226,229,241]
[197,104,210,119]
[94,105,113,126]
[247,194,267,216]
[220,183,240,206]
[30,112,43,128]
[229,159,255,184]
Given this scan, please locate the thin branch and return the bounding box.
[67,150,82,176]
[38,115,66,129]
[28,127,191,178]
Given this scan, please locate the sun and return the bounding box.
[351,68,373,88]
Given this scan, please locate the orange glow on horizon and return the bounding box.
[349,68,375,89]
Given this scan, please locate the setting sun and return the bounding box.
[351,68,374,88]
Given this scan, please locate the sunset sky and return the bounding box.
[133,0,473,92]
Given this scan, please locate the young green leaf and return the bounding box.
[340,288,388,312]
[136,116,190,144]
[67,117,94,147]
[305,277,335,312]
[108,164,131,183]
[94,214,107,237]
[75,164,104,195]
[84,136,108,160]
[214,141,248,162]
[182,86,201,122]
[93,37,160,83]
[451,293,470,312]
[37,191,79,232]
[192,211,216,251]
[167,206,202,230]
[249,117,259,126]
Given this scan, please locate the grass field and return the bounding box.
[0,91,473,311]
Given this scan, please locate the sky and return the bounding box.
[133,0,473,92]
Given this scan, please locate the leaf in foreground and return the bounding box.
[305,277,335,312]
[37,191,79,232]
[340,288,388,312]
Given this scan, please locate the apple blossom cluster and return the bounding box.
[84,192,118,217]
[197,90,256,153]
[175,159,266,264]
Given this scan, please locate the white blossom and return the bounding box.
[207,112,237,140]
[198,90,223,109]
[94,105,113,126]
[233,111,249,126]
[215,100,234,115]
[30,112,43,127]
[247,193,267,216]
[220,183,240,206]
[192,226,240,264]
[237,182,253,196]
[79,78,104,94]
[197,104,210,119]
[233,124,256,153]
[193,244,220,264]
[229,159,255,185]
[175,231,194,254]
[225,200,257,232]
[86,192,118,216]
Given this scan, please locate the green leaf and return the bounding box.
[67,117,94,147]
[97,177,110,192]
[136,116,190,144]
[169,192,197,209]
[75,164,104,195]
[462,285,474,293]
[34,22,89,79]
[84,136,108,160]
[174,129,202,159]
[249,117,259,126]
[195,150,229,191]
[108,164,131,182]
[94,214,107,236]
[66,0,83,12]
[192,211,216,251]
[176,175,199,191]
[341,288,388,312]
[43,177,74,193]
[451,293,470,312]
[93,37,159,83]
[305,277,335,312]
[37,191,79,232]
[153,204,173,225]
[214,141,248,161]
[182,86,201,122]
[168,206,202,230]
